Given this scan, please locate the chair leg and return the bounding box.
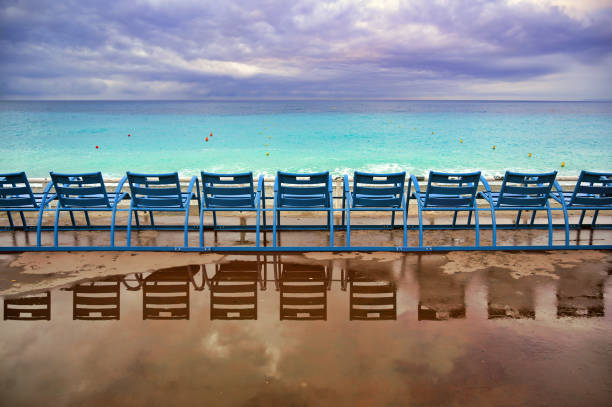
[578,210,586,226]
[273,208,278,247]
[474,207,480,247]
[255,207,261,247]
[489,206,497,247]
[417,207,424,247]
[126,206,134,247]
[69,210,76,227]
[561,206,569,246]
[467,210,472,226]
[212,212,217,229]
[184,208,190,247]
[84,211,91,227]
[36,205,47,247]
[546,206,553,246]
[515,210,522,226]
[592,210,599,226]
[149,211,155,227]
[110,206,119,247]
[199,208,205,247]
[346,208,351,247]
[402,207,407,248]
[391,211,395,228]
[341,195,346,226]
[19,211,27,228]
[7,212,14,229]
[53,208,62,247]
[530,210,537,225]
[452,211,458,226]
[329,208,334,247]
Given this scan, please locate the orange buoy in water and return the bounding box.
[95,145,99,149]
[128,134,131,137]
[205,137,209,142]
[561,161,565,167]
[528,152,532,157]
[459,139,463,143]
[492,145,496,150]
[210,132,213,137]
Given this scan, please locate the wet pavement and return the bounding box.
[0,252,611,406]
[1,211,611,249]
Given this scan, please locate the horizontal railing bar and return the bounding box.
[1,245,610,253]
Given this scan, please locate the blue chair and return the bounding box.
[1,172,55,234]
[49,172,129,247]
[409,171,482,247]
[126,172,200,247]
[273,171,333,247]
[551,170,611,239]
[199,171,264,247]
[342,171,407,246]
[479,171,558,246]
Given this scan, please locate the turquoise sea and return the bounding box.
[1,100,610,178]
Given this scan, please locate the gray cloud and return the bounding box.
[1,0,611,99]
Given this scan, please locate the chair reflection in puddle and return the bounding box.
[557,269,605,318]
[417,265,466,321]
[143,265,204,320]
[209,259,265,320]
[487,270,535,319]
[342,265,397,321]
[69,277,122,320]
[3,291,51,321]
[276,260,330,321]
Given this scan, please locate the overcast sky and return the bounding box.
[1,0,611,100]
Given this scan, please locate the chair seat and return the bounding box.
[557,192,612,208]
[205,194,255,208]
[352,193,401,208]
[134,192,195,208]
[0,193,57,209]
[479,192,549,208]
[59,193,128,208]
[278,194,330,208]
[413,193,475,208]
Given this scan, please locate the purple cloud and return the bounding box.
[1,0,611,99]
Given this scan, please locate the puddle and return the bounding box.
[1,253,611,406]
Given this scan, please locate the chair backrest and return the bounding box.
[569,170,612,207]
[280,263,328,320]
[210,261,259,320]
[424,171,481,207]
[276,171,331,208]
[0,172,37,208]
[352,171,405,207]
[497,171,557,208]
[143,267,190,320]
[348,269,396,320]
[3,292,51,321]
[50,172,110,208]
[127,172,183,208]
[72,278,121,320]
[201,171,255,208]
